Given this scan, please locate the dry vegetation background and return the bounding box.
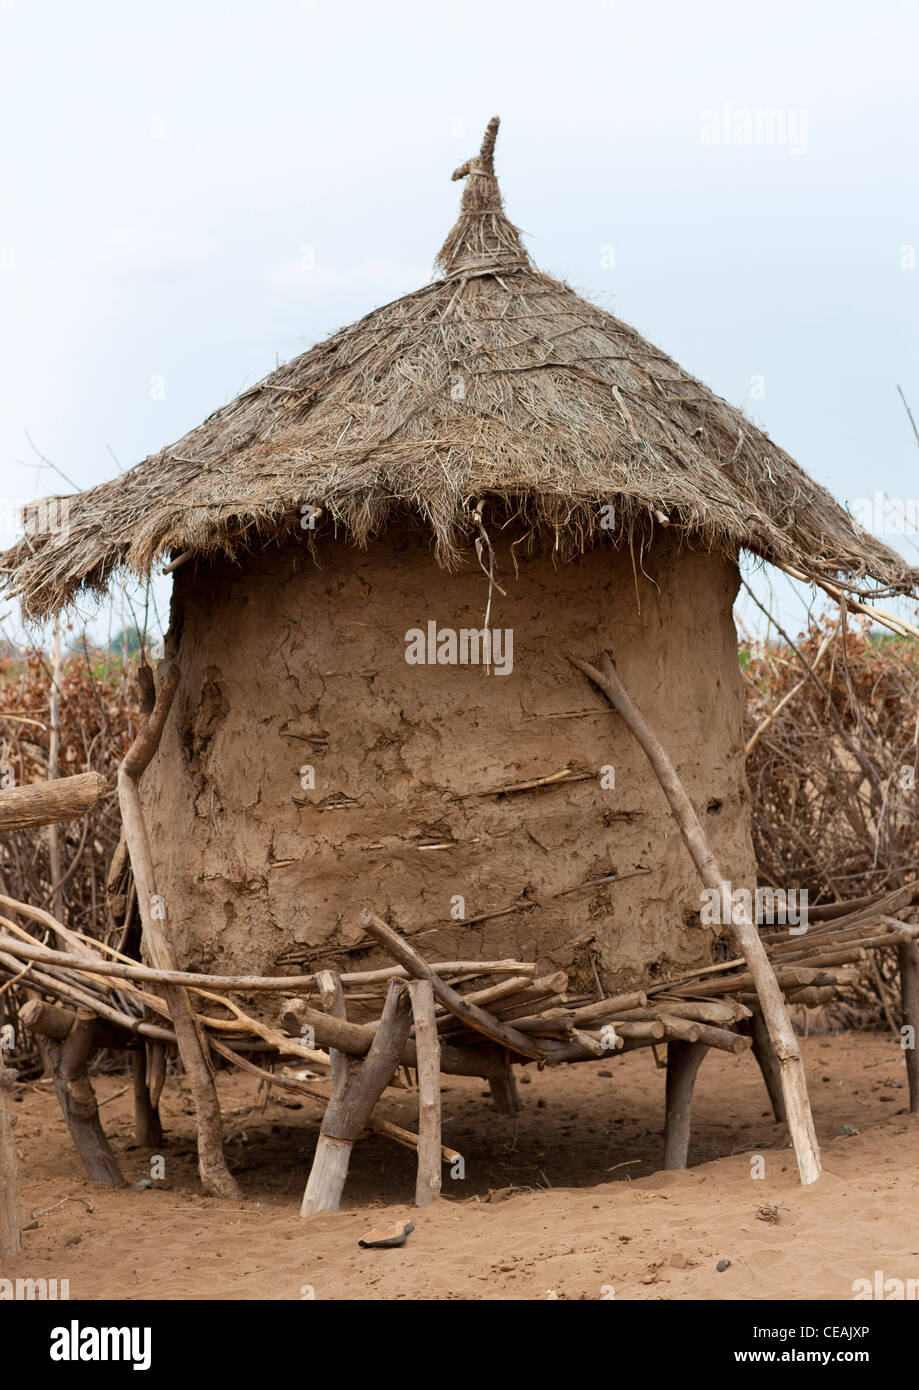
[1,616,917,1075]
[0,639,139,1076]
[742,617,919,1029]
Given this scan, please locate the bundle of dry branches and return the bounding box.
[0,646,135,920]
[0,643,138,1073]
[743,617,919,1025]
[744,619,919,901]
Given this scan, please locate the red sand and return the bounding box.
[4,1031,917,1300]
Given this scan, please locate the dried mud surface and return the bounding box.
[147,531,753,998]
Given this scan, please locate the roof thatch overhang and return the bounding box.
[3,117,915,621]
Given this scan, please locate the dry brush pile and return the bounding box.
[0,644,140,1073]
[743,616,919,1028]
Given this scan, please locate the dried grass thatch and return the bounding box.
[2,117,914,619]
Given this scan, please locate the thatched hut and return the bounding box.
[2,118,913,1009]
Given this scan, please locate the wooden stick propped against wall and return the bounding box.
[358,910,550,1061]
[568,649,822,1186]
[117,664,239,1199]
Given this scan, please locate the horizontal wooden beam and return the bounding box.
[0,771,108,832]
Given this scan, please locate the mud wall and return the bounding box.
[143,529,756,998]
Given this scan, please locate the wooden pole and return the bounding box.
[48,619,64,924]
[899,941,919,1113]
[663,1040,708,1169]
[0,772,109,833]
[689,1022,751,1055]
[408,979,442,1206]
[300,972,353,1220]
[0,1064,22,1259]
[660,1016,702,1044]
[0,925,534,994]
[316,970,350,1097]
[746,1008,788,1124]
[358,910,558,1061]
[301,980,413,1217]
[298,969,352,1216]
[488,1052,522,1114]
[566,991,648,1026]
[278,997,507,1079]
[131,1048,163,1147]
[18,998,75,1040]
[38,1010,124,1186]
[118,664,239,1199]
[569,650,822,1185]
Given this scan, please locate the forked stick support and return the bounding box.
[301,979,413,1217]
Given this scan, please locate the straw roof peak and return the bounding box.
[1,117,915,620]
[436,115,530,279]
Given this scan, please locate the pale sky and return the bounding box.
[1,0,917,642]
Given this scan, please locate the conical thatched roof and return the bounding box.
[3,117,914,619]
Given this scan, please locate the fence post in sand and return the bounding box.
[22,1002,124,1186]
[0,1064,22,1259]
[408,978,442,1206]
[131,1048,163,1148]
[488,1052,522,1115]
[663,1040,708,1170]
[746,1007,787,1124]
[55,1010,125,1186]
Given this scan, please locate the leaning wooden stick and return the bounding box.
[569,650,822,1186]
[408,979,442,1206]
[118,664,239,1199]
[358,910,551,1061]
[48,1009,124,1187]
[0,1064,22,1259]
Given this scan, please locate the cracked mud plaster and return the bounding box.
[141,528,754,1008]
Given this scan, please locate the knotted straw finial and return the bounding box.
[451,115,500,183]
[436,116,529,279]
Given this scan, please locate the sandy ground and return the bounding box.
[4,1030,918,1301]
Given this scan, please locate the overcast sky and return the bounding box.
[1,0,917,642]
